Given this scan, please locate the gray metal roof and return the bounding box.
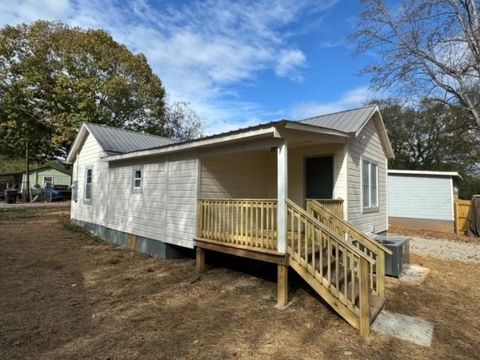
[85,123,176,155]
[299,105,377,134]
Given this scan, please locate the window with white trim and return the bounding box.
[362,159,378,211]
[132,166,142,193]
[84,167,92,202]
[44,176,53,187]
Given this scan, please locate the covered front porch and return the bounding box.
[193,128,390,337]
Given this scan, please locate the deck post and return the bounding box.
[277,264,288,307]
[359,257,371,338]
[277,140,288,254]
[196,246,206,273]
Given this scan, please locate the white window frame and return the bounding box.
[361,158,379,213]
[84,166,93,203]
[132,165,143,193]
[44,176,54,187]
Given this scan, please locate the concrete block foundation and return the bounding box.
[71,219,185,259]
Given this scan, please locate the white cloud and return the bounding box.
[0,0,72,24]
[0,0,340,131]
[275,49,306,81]
[290,86,374,119]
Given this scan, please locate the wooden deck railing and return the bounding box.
[308,199,344,219]
[286,199,374,335]
[306,199,391,297]
[197,199,277,250]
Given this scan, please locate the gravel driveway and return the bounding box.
[408,236,480,263]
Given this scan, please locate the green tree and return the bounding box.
[0,21,205,199]
[0,21,169,159]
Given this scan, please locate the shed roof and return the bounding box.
[85,123,176,155]
[388,169,463,180]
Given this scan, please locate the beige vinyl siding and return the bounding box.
[70,134,109,226]
[199,143,347,209]
[165,156,198,248]
[71,132,199,249]
[106,155,198,248]
[347,117,388,233]
[106,160,168,242]
[200,151,276,199]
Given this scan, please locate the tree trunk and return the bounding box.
[25,139,30,203]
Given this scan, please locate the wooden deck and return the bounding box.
[195,198,389,338]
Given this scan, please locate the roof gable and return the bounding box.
[299,105,377,134]
[85,123,175,155]
[66,123,176,163]
[299,105,394,158]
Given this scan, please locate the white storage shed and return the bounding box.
[388,170,462,232]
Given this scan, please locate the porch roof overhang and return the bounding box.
[102,121,350,163]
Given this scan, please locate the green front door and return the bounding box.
[305,156,333,199]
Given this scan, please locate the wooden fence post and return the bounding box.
[454,199,459,234]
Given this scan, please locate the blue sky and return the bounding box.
[0,0,379,134]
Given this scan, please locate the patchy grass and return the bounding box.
[63,222,104,244]
[2,211,480,359]
[0,208,35,221]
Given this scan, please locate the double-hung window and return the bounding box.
[84,167,93,202]
[132,166,143,193]
[362,159,378,211]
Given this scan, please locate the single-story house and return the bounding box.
[66,105,394,336]
[388,169,462,232]
[0,165,72,196]
[20,166,72,196]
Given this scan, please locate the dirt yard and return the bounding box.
[390,224,476,244]
[1,207,480,359]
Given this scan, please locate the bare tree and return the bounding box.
[351,0,480,126]
[163,101,204,140]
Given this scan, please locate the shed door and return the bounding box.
[306,156,333,199]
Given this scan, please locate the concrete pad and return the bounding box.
[372,310,434,347]
[399,264,430,285]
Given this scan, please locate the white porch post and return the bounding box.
[277,140,288,254]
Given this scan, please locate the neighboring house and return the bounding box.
[66,105,394,336]
[0,166,72,196]
[388,169,462,232]
[20,166,72,196]
[0,172,23,192]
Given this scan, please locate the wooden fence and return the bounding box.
[454,199,472,234]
